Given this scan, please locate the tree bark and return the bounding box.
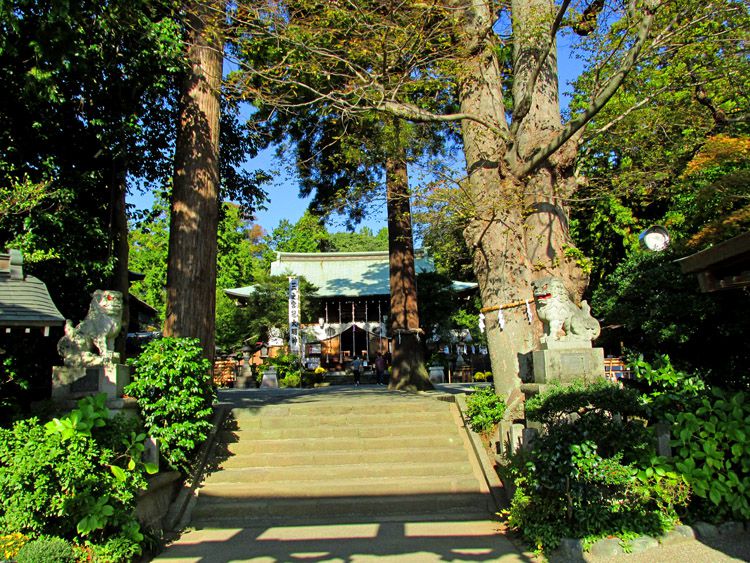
[164,1,223,362]
[110,162,130,361]
[454,0,586,412]
[386,119,432,391]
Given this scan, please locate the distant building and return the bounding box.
[225,250,476,370]
[0,249,64,335]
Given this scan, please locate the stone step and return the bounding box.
[228,410,454,429]
[202,460,474,484]
[198,474,483,498]
[218,420,461,441]
[190,491,494,527]
[217,434,464,455]
[243,400,451,418]
[216,446,470,468]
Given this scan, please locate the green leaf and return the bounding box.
[110,465,126,482]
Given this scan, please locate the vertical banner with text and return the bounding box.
[288,277,300,355]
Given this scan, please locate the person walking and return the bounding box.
[351,355,362,386]
[374,352,387,385]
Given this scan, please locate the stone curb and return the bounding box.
[549,521,750,561]
[448,392,512,517]
[163,405,229,531]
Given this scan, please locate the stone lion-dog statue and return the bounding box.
[532,276,600,345]
[58,290,123,367]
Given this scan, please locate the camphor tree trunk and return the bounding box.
[386,119,432,391]
[164,1,223,362]
[455,0,590,412]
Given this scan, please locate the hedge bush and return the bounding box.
[0,395,149,558]
[465,386,506,435]
[15,536,74,563]
[666,388,750,521]
[126,337,215,472]
[504,380,689,552]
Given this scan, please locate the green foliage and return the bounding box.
[0,532,29,560]
[416,271,460,341]
[629,354,705,419]
[262,353,303,388]
[15,536,74,563]
[218,275,317,354]
[465,386,506,435]
[592,251,750,389]
[505,381,688,553]
[525,379,649,428]
[262,212,331,269]
[666,388,750,521]
[128,195,170,323]
[44,393,109,439]
[0,411,147,551]
[0,0,184,319]
[126,338,216,472]
[328,227,389,252]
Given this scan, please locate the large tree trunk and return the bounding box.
[164,1,223,362]
[110,163,130,361]
[386,120,432,391]
[511,0,586,297]
[455,0,585,412]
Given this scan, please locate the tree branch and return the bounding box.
[516,0,658,177]
[377,99,509,140]
[510,0,572,137]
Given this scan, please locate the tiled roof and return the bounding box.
[225,250,478,299]
[269,250,436,297]
[0,250,65,327]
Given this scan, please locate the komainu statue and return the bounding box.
[532,277,600,345]
[58,290,123,367]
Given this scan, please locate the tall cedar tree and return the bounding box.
[165,1,223,360]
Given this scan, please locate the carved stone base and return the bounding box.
[52,363,130,400]
[532,347,605,384]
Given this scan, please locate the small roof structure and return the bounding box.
[0,249,65,328]
[225,249,477,299]
[677,231,750,292]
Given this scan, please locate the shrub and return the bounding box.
[126,337,216,472]
[666,387,750,521]
[15,536,74,563]
[0,532,29,560]
[629,354,705,419]
[465,386,506,435]
[505,380,689,553]
[0,409,147,549]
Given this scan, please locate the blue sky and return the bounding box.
[131,34,581,237]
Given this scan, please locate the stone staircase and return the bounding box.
[189,392,498,528]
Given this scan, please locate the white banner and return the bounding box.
[288,277,300,355]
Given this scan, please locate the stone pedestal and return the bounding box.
[52,363,130,400]
[260,365,278,388]
[532,346,605,384]
[428,365,445,384]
